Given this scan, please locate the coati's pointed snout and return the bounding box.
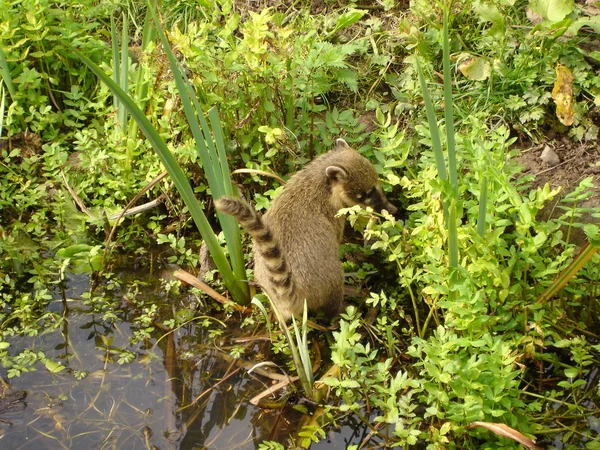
[369,189,398,216]
[382,201,398,215]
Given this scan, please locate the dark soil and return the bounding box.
[516,137,600,245]
[517,138,600,193]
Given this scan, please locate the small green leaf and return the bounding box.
[519,203,532,225]
[340,379,360,388]
[45,359,66,374]
[564,367,579,378]
[533,231,547,248]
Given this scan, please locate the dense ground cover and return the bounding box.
[1,0,599,448]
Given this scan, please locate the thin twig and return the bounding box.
[107,198,165,219]
[533,155,578,177]
[102,170,169,264]
[249,376,299,406]
[231,168,286,185]
[61,170,93,217]
[173,268,251,314]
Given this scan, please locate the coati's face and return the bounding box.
[325,139,398,215]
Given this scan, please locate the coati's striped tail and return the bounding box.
[215,197,294,296]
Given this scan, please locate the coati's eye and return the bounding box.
[354,188,377,203]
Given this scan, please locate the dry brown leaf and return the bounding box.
[552,64,575,126]
[468,421,542,450]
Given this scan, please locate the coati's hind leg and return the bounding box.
[322,290,344,319]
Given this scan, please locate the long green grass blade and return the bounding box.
[477,176,488,237]
[179,69,224,198]
[148,4,219,193]
[0,84,5,138]
[0,46,15,99]
[301,300,313,386]
[417,62,447,182]
[268,295,314,398]
[208,108,246,282]
[251,295,272,332]
[442,6,457,191]
[110,16,120,129]
[291,314,314,395]
[119,12,129,130]
[72,47,248,304]
[128,8,156,141]
[209,108,234,196]
[148,2,248,300]
[448,199,458,268]
[537,243,599,304]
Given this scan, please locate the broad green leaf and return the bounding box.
[333,9,365,34]
[472,0,506,35]
[584,223,600,247]
[530,0,574,23]
[519,203,532,225]
[57,244,93,258]
[322,377,341,387]
[568,16,600,35]
[564,367,579,378]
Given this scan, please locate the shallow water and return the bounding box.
[0,270,372,449]
[2,267,598,449]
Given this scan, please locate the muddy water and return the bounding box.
[0,270,369,449]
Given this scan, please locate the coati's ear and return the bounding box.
[334,138,351,150]
[325,165,348,182]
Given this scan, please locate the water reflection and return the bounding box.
[1,269,369,449]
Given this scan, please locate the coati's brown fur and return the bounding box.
[215,139,397,322]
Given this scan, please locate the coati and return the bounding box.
[215,139,397,322]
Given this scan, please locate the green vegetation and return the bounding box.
[1,0,599,448]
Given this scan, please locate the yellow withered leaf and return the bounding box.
[552,64,574,126]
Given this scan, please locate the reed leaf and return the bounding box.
[448,198,458,268]
[147,3,248,290]
[537,243,599,304]
[0,84,5,138]
[442,6,457,191]
[442,4,459,269]
[417,62,447,182]
[72,48,248,304]
[127,9,156,144]
[266,297,313,398]
[293,300,314,389]
[119,12,129,131]
[0,46,15,100]
[110,16,120,133]
[209,109,246,281]
[477,176,488,237]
